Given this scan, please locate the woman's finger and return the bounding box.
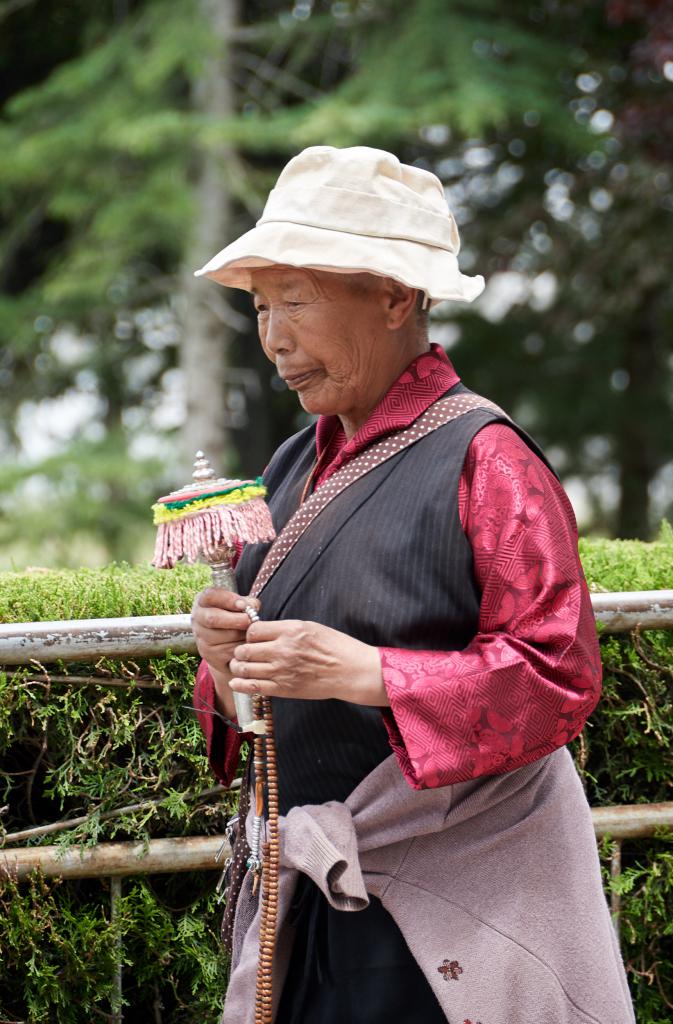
[197,588,261,614]
[246,619,305,644]
[192,605,253,633]
[232,640,280,664]
[229,657,277,680]
[229,676,278,696]
[190,622,242,647]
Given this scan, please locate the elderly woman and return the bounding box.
[191,147,634,1024]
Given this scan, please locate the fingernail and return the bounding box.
[235,599,246,609]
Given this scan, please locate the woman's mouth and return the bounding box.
[282,370,320,390]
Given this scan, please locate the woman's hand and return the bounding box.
[190,588,261,718]
[191,587,261,674]
[228,619,389,707]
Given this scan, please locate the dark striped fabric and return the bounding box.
[235,383,555,816]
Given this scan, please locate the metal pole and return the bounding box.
[610,840,622,944]
[590,589,673,632]
[1,589,673,665]
[591,800,673,838]
[0,613,195,664]
[1,834,232,881]
[3,800,673,882]
[110,875,123,1024]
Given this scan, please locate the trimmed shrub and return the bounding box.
[1,526,672,1021]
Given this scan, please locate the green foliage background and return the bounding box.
[0,532,672,1020]
[1,3,671,1018]
[1,0,672,565]
[0,562,237,1022]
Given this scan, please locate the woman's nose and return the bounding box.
[262,307,295,355]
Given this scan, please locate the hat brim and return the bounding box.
[194,221,484,305]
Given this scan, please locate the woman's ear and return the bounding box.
[382,279,418,329]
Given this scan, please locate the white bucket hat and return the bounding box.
[194,145,484,305]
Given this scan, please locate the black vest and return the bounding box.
[236,383,555,814]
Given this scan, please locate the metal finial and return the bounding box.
[192,451,216,483]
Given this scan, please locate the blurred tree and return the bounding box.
[0,0,362,566]
[180,0,241,466]
[433,0,673,540]
[273,0,671,539]
[0,0,219,564]
[0,0,670,568]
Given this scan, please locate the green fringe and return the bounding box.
[159,476,265,511]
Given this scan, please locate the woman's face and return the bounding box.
[250,266,413,436]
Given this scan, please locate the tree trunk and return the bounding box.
[179,0,240,475]
[230,328,277,474]
[615,297,665,539]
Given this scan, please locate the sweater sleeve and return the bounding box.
[193,659,244,787]
[380,422,602,790]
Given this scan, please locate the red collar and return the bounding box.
[314,344,461,484]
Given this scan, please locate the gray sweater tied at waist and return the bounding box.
[223,747,634,1024]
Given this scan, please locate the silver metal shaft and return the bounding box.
[209,557,262,734]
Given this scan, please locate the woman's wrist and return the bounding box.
[209,663,238,721]
[344,644,390,707]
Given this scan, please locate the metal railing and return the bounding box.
[2,589,673,1018]
[2,798,671,882]
[2,590,673,665]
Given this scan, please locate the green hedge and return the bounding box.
[0,526,672,1022]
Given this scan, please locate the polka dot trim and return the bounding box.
[250,394,505,599]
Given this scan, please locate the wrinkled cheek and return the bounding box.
[298,378,337,411]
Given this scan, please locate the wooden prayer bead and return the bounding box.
[252,696,281,1024]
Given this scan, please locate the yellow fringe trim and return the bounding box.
[152,487,266,524]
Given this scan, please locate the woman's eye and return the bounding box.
[256,305,268,315]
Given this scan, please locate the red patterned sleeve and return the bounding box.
[380,422,601,790]
[193,659,244,787]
